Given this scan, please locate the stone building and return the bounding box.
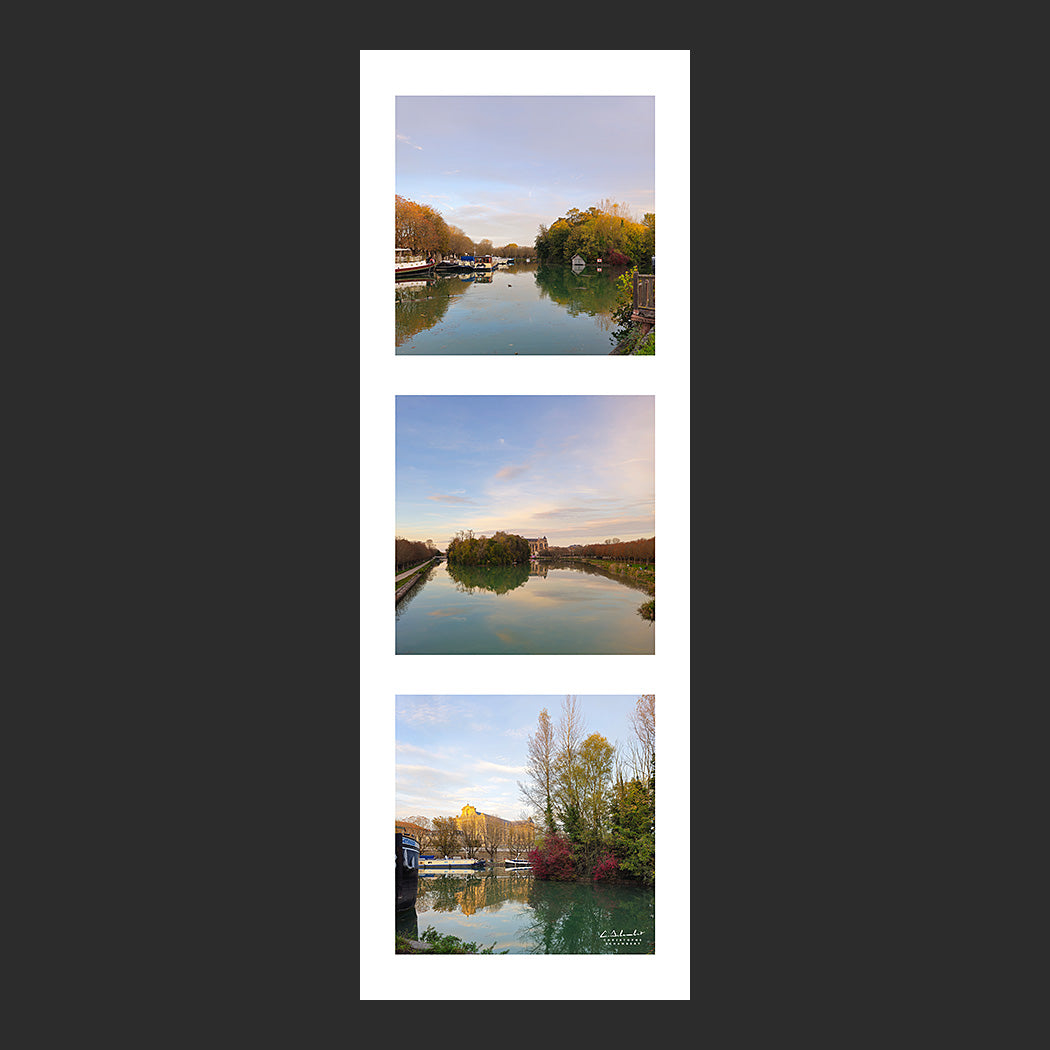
[525,536,548,556]
[455,804,536,847]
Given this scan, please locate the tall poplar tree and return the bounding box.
[518,707,557,835]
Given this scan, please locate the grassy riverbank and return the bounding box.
[576,558,655,592]
[611,323,655,355]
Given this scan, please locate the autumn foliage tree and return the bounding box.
[430,816,462,858]
[535,201,655,268]
[527,833,576,881]
[395,536,437,571]
[395,194,450,255]
[519,694,655,884]
[528,538,655,562]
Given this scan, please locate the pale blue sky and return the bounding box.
[395,694,650,822]
[395,95,655,248]
[395,394,655,548]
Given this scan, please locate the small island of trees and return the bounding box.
[446,529,530,566]
[535,200,655,269]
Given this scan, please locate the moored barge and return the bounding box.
[395,832,420,909]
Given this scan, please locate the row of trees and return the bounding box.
[535,200,655,269]
[446,529,530,566]
[519,695,655,884]
[395,536,438,571]
[399,813,536,867]
[395,195,533,259]
[541,536,655,563]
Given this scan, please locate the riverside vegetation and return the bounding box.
[401,696,656,890]
[396,533,656,620]
[395,537,441,602]
[395,194,654,271]
[446,529,530,566]
[395,926,507,955]
[538,537,655,620]
[610,266,655,355]
[521,696,656,887]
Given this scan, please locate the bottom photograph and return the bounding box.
[395,693,655,955]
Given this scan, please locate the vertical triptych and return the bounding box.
[362,50,689,999]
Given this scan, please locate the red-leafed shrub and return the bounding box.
[592,852,619,882]
[528,834,576,881]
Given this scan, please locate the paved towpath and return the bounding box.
[394,557,437,583]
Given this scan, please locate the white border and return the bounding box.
[361,50,690,1000]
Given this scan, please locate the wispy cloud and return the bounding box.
[470,759,524,776]
[428,492,476,504]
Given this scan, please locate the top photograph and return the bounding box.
[395,95,655,357]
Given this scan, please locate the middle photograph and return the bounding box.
[395,394,655,656]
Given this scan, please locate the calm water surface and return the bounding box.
[395,262,627,355]
[397,872,655,954]
[395,560,655,655]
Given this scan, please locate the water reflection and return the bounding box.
[395,906,419,943]
[544,558,654,596]
[394,274,470,345]
[519,879,654,955]
[394,263,629,355]
[402,872,655,954]
[445,561,530,595]
[394,561,655,654]
[533,263,627,328]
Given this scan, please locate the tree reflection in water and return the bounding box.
[541,558,654,596]
[533,264,627,329]
[520,880,655,954]
[405,873,654,954]
[445,561,530,595]
[396,263,626,342]
[394,274,471,347]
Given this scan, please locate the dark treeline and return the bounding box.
[534,200,655,269]
[446,530,530,566]
[395,195,533,259]
[395,536,438,571]
[541,536,655,562]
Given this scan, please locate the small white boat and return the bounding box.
[395,248,434,277]
[419,856,486,870]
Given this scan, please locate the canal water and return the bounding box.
[395,560,655,655]
[397,872,655,954]
[395,262,628,355]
